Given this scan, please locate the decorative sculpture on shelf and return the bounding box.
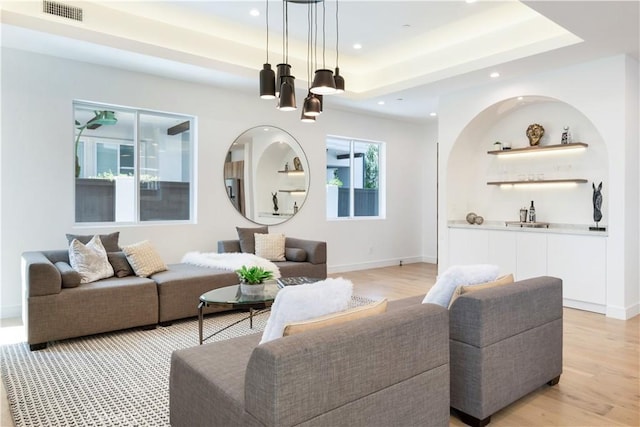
[293,156,303,171]
[526,123,545,146]
[589,182,606,231]
[561,126,572,144]
[272,192,279,215]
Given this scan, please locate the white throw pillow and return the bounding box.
[122,240,168,278]
[422,264,499,308]
[260,277,354,344]
[254,233,286,262]
[68,235,114,284]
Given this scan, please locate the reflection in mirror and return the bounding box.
[224,126,309,225]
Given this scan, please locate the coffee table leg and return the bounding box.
[249,307,254,329]
[198,301,204,345]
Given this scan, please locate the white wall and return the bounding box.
[438,55,639,319]
[0,48,433,318]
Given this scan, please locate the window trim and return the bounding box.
[73,100,197,225]
[326,135,386,220]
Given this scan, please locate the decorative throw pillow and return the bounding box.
[283,298,387,336]
[448,274,515,309]
[66,231,120,252]
[54,261,82,288]
[107,252,135,278]
[122,240,168,278]
[236,226,268,253]
[254,233,286,262]
[422,264,499,308]
[260,277,354,344]
[68,236,115,284]
[285,247,307,262]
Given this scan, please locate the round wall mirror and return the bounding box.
[224,126,310,225]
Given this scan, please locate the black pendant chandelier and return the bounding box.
[259,0,345,122]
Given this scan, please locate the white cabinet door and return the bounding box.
[516,233,547,280]
[448,228,489,266]
[547,234,606,307]
[488,230,517,276]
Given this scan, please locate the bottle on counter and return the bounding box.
[293,202,298,214]
[528,200,536,223]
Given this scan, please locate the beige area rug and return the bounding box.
[0,295,373,427]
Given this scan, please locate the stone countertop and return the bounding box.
[448,220,608,236]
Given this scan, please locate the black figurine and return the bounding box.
[590,182,605,231]
[272,192,279,214]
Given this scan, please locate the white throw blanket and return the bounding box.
[181,252,281,278]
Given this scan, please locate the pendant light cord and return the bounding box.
[265,0,269,63]
[335,0,339,67]
[321,0,326,68]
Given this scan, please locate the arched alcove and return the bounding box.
[447,96,608,226]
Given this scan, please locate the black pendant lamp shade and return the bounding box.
[279,75,297,111]
[310,69,337,95]
[260,64,276,99]
[334,67,345,93]
[275,63,292,97]
[303,92,321,117]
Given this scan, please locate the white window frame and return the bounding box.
[326,135,386,220]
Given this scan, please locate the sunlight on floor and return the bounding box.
[0,318,25,346]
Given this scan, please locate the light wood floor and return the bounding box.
[1,263,638,426]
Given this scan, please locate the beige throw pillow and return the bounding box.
[254,233,286,261]
[448,273,515,309]
[283,298,388,336]
[68,235,114,284]
[122,240,168,278]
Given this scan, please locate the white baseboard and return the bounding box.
[563,299,606,314]
[0,304,22,320]
[606,302,640,320]
[328,257,425,274]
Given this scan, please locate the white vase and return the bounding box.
[240,283,265,295]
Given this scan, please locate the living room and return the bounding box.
[1,1,639,426]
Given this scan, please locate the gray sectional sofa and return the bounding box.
[170,301,451,427]
[169,276,562,427]
[22,237,326,350]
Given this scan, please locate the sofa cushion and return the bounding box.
[254,233,286,261]
[66,231,120,253]
[236,226,268,254]
[260,278,353,344]
[54,261,82,288]
[422,264,499,308]
[122,240,168,278]
[283,298,387,336]
[448,273,514,309]
[107,251,135,278]
[68,235,115,284]
[285,247,307,262]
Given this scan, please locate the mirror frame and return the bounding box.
[224,125,310,225]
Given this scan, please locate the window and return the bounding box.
[74,101,195,223]
[326,136,385,219]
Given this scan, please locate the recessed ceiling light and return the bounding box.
[517,96,524,100]
[490,71,500,78]
[377,101,385,105]
[353,43,362,50]
[249,8,260,17]
[396,98,403,101]
[430,112,437,117]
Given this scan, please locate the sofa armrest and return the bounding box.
[449,276,563,348]
[21,252,62,297]
[217,240,241,253]
[284,237,326,265]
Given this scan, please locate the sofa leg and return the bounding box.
[159,321,173,327]
[451,408,491,427]
[547,375,561,386]
[29,342,47,351]
[141,324,157,331]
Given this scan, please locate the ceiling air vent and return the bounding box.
[42,1,83,22]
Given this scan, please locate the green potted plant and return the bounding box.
[235,265,274,295]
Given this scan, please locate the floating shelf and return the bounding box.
[505,221,550,228]
[487,179,588,186]
[278,189,306,193]
[277,170,304,174]
[487,142,588,155]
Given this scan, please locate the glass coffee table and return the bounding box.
[198,283,280,345]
